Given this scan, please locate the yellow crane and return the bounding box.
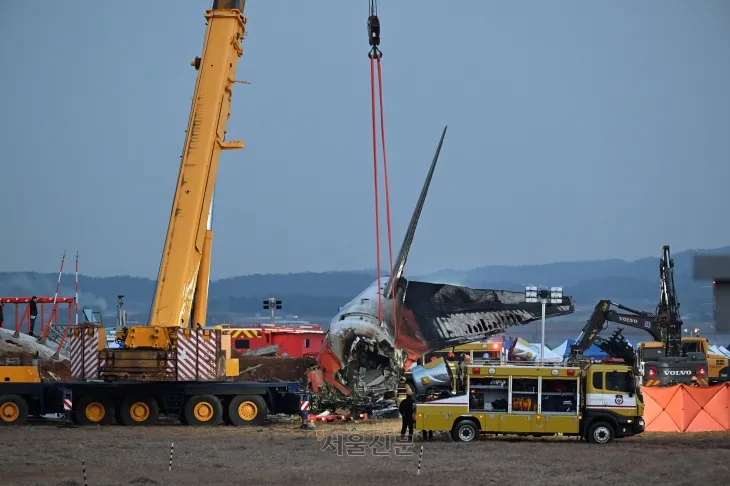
[117,0,246,351]
[1,0,307,427]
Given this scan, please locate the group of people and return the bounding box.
[0,296,39,336]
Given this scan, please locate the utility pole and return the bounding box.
[525,286,563,363]
[263,297,282,326]
[117,295,128,328]
[74,251,79,327]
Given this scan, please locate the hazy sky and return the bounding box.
[1,0,728,280]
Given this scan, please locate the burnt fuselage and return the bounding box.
[309,125,577,401]
[319,276,576,397]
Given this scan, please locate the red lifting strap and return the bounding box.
[368,54,383,323]
[366,3,396,335]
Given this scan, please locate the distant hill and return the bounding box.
[0,246,726,325]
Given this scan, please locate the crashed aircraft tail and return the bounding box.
[395,281,575,363]
[309,125,576,403]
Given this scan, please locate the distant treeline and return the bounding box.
[0,246,725,322]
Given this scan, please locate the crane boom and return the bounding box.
[151,1,245,328]
[120,0,247,350]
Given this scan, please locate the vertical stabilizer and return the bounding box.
[382,126,447,299]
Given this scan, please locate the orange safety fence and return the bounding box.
[640,384,730,432]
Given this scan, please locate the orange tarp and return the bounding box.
[641,384,730,432]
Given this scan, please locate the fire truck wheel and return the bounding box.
[227,395,267,426]
[184,395,223,426]
[0,395,29,426]
[588,421,614,444]
[451,419,479,442]
[118,396,159,426]
[75,394,114,426]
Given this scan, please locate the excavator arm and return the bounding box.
[658,245,683,357]
[121,0,247,349]
[568,299,660,362]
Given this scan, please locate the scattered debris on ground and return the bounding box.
[371,405,399,419]
[0,349,72,382]
[0,327,68,360]
[234,355,315,383]
[241,344,279,356]
[0,328,72,382]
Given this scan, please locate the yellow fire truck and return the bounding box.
[414,359,645,444]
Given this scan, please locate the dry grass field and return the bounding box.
[1,418,729,486]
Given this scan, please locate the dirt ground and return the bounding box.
[1,419,729,486]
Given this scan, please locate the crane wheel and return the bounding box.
[118,396,159,426]
[75,394,114,426]
[0,395,29,426]
[184,395,222,426]
[227,395,267,426]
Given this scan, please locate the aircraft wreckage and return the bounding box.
[308,126,576,410]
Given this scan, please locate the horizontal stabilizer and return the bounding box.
[397,281,575,357]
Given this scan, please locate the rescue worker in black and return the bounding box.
[399,385,415,439]
[0,300,4,328]
[29,296,38,336]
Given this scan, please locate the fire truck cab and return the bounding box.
[415,360,644,444]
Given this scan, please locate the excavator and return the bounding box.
[568,246,719,387]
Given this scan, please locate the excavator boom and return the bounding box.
[570,246,685,363]
[658,245,683,357]
[569,300,660,362]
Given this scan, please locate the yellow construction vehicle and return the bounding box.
[1,0,305,427]
[678,335,730,383]
[636,335,728,385]
[568,247,725,387]
[414,359,645,444]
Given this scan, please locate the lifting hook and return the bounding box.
[367,0,382,58]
